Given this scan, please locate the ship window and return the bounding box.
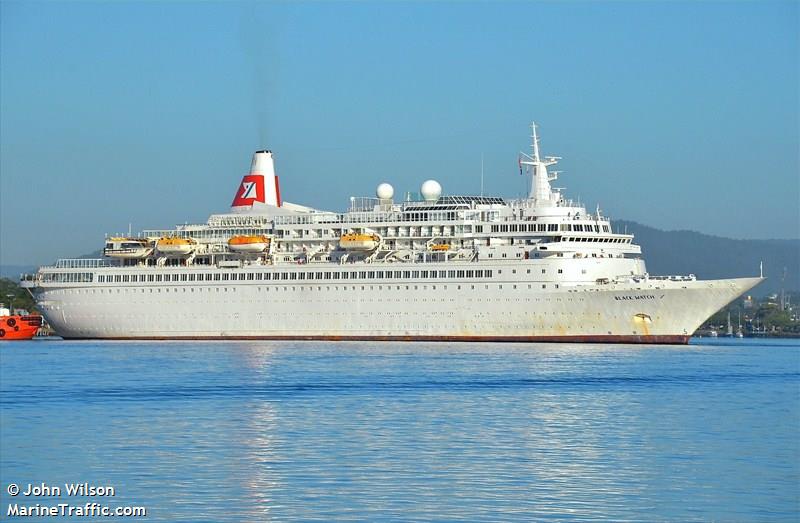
[467,270,474,277]
[542,269,546,274]
[188,274,195,281]
[542,284,546,289]
[367,271,375,279]
[548,224,558,232]
[181,274,188,281]
[214,274,221,281]
[457,270,465,277]
[255,273,262,280]
[333,272,341,280]
[222,274,229,281]
[290,273,298,280]
[324,272,332,279]
[411,271,418,278]
[558,269,563,274]
[376,271,384,278]
[299,273,306,280]
[359,271,367,278]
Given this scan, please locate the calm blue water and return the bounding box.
[1,338,798,522]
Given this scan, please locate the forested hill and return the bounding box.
[614,221,798,297]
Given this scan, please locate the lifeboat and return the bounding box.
[429,244,450,252]
[156,237,197,255]
[228,235,270,253]
[339,233,380,251]
[103,237,153,259]
[0,306,43,340]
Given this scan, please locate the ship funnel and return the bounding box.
[231,150,282,212]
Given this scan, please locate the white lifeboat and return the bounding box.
[104,238,153,259]
[339,233,380,251]
[228,235,270,253]
[156,237,197,255]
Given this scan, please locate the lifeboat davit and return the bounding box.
[156,237,197,255]
[103,237,153,259]
[228,235,270,253]
[339,233,380,251]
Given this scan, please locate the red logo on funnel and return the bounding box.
[232,175,265,207]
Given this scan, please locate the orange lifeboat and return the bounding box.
[0,306,43,340]
[156,237,197,255]
[228,235,270,253]
[339,233,379,251]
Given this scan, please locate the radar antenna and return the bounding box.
[518,121,561,203]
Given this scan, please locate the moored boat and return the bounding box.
[0,305,43,340]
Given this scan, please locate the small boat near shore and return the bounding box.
[0,305,43,340]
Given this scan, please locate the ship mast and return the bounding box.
[519,122,561,204]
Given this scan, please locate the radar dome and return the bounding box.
[376,182,394,200]
[420,180,442,202]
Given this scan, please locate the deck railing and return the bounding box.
[54,258,114,269]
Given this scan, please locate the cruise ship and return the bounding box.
[21,124,762,343]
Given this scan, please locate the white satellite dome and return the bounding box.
[420,180,442,202]
[376,182,394,200]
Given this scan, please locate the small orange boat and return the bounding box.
[0,314,43,340]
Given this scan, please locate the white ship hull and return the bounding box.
[22,124,764,344]
[31,263,761,344]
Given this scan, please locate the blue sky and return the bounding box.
[1,1,797,265]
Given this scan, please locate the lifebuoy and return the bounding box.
[6,318,16,327]
[0,329,5,337]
